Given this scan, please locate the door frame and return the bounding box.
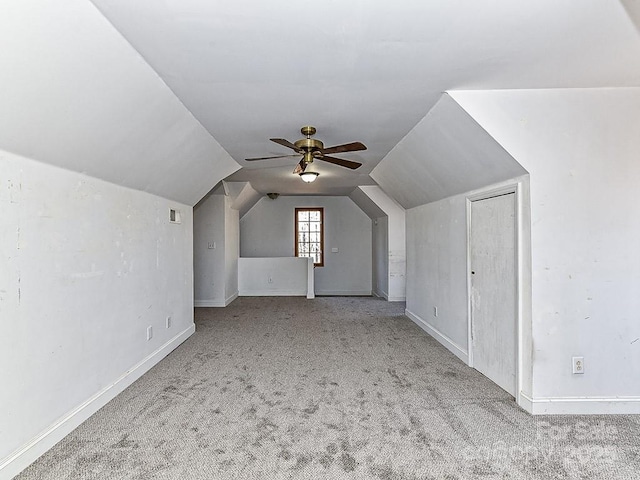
[466,183,523,403]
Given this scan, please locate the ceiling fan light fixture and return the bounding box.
[299,171,319,183]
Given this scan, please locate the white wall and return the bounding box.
[349,186,406,302]
[193,194,226,305]
[238,257,313,297]
[405,176,532,400]
[0,150,195,478]
[193,193,239,307]
[372,217,389,298]
[406,194,469,356]
[225,197,239,300]
[452,88,640,413]
[358,186,406,301]
[241,196,372,296]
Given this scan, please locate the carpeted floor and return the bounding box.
[16,296,640,479]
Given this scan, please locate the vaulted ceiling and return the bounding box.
[1,1,640,204]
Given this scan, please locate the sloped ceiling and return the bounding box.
[223,181,263,218]
[349,189,386,220]
[87,0,640,198]
[622,0,640,32]
[450,88,640,175]
[371,94,527,209]
[2,1,640,205]
[0,0,239,206]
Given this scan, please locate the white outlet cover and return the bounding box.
[572,356,584,374]
[147,326,153,340]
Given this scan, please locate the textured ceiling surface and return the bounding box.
[88,0,640,196]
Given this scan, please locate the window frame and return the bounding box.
[294,207,324,267]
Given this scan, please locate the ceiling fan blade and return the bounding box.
[319,155,362,170]
[293,159,306,175]
[245,154,301,161]
[321,141,367,155]
[270,138,301,152]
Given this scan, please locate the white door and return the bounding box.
[469,193,516,396]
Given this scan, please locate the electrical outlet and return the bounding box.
[572,356,584,374]
[433,306,438,317]
[166,316,171,329]
[147,326,153,341]
[208,241,216,249]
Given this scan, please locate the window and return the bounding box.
[295,208,324,266]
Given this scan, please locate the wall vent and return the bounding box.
[169,208,182,224]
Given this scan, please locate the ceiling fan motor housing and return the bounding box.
[294,137,324,164]
[294,138,324,152]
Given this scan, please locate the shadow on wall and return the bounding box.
[621,0,640,33]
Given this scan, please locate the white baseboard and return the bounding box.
[194,291,238,308]
[194,299,225,307]
[517,391,534,414]
[239,289,307,297]
[519,392,640,415]
[225,291,238,305]
[387,296,406,302]
[315,290,372,296]
[239,290,370,297]
[372,290,405,302]
[373,289,388,300]
[405,309,468,364]
[0,325,195,480]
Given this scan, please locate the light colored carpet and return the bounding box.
[16,296,640,479]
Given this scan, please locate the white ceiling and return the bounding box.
[87,0,640,197]
[2,1,639,205]
[0,0,240,206]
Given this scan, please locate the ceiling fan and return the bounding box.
[245,126,366,181]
